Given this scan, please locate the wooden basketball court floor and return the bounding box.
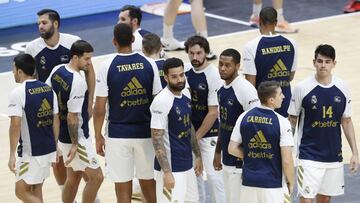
[0,13,359,202]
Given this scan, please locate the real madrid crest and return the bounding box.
[311,95,317,104]
[175,106,181,115]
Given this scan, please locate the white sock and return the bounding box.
[253,3,263,17]
[163,24,174,39]
[197,30,208,38]
[276,8,285,22]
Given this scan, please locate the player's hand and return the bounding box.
[194,157,203,176]
[8,155,16,173]
[65,144,78,166]
[213,152,222,171]
[163,171,175,190]
[95,135,105,156]
[350,154,359,173]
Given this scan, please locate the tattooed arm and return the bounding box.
[191,125,203,176]
[288,115,298,135]
[66,112,79,165]
[151,128,174,189]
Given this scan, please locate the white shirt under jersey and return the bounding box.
[8,79,58,162]
[242,34,297,75]
[46,64,88,140]
[132,28,151,52]
[231,105,294,147]
[25,33,80,57]
[150,87,193,172]
[288,75,351,168]
[95,52,162,97]
[221,76,260,111]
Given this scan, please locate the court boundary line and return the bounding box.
[0,12,359,77]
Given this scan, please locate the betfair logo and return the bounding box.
[267,59,290,78]
[248,130,272,149]
[37,98,52,118]
[121,77,147,97]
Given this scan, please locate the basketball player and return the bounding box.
[142,33,167,88]
[288,44,359,203]
[184,35,225,203]
[118,5,152,52]
[150,57,203,202]
[46,40,103,203]
[213,48,260,203]
[25,9,96,191]
[243,6,297,117]
[93,23,162,203]
[8,53,59,203]
[229,81,294,203]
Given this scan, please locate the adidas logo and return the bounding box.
[248,130,272,149]
[37,98,53,118]
[121,77,147,97]
[267,59,290,78]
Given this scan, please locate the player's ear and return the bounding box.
[112,38,117,46]
[235,62,240,71]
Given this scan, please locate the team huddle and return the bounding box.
[7,5,359,203]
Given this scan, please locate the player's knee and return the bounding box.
[87,170,104,185]
[15,183,27,200]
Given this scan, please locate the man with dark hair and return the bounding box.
[184,35,225,203]
[142,33,167,88]
[118,5,151,52]
[8,53,59,203]
[288,44,359,203]
[94,23,162,203]
[213,48,260,203]
[46,40,103,203]
[150,57,202,202]
[243,6,297,118]
[229,80,294,203]
[25,9,96,192]
[249,0,298,33]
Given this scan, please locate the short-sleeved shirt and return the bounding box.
[46,64,89,144]
[25,33,80,82]
[243,34,297,117]
[95,52,162,139]
[185,63,222,138]
[132,28,151,52]
[150,87,193,172]
[8,79,58,158]
[217,76,260,167]
[288,75,350,168]
[231,106,293,188]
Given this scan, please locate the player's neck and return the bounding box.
[44,32,60,47]
[194,61,209,71]
[260,26,276,36]
[168,87,181,96]
[19,75,34,83]
[146,53,160,60]
[117,46,132,54]
[225,74,238,85]
[68,61,80,72]
[315,74,332,86]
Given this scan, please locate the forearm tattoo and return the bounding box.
[68,123,79,145]
[191,125,201,158]
[151,129,171,172]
